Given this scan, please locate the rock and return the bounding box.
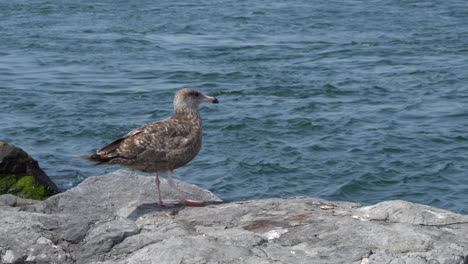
[0,194,39,207]
[0,140,60,199]
[0,170,467,264]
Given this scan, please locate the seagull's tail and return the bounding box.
[78,154,110,166]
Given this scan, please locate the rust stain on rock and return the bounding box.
[284,214,311,221]
[243,219,278,231]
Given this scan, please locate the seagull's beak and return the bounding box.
[202,95,219,104]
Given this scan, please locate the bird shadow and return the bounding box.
[126,201,225,221]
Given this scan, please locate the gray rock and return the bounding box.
[25,169,221,218]
[0,194,39,207]
[0,170,466,264]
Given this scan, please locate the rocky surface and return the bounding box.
[0,170,467,264]
[0,140,60,199]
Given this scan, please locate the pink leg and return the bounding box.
[167,172,204,207]
[155,175,174,207]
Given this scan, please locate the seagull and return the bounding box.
[80,88,219,207]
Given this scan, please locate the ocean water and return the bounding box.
[1,0,467,214]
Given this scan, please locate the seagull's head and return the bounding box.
[174,88,219,114]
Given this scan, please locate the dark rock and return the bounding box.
[0,170,467,264]
[0,140,60,199]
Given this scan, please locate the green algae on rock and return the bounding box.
[0,140,60,200]
[0,174,54,200]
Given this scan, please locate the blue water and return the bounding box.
[1,0,467,214]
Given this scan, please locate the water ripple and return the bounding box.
[1,0,467,214]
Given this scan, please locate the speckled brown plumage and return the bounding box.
[85,113,203,173]
[80,88,218,175]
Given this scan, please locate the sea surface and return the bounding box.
[1,0,467,214]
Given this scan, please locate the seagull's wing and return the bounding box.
[96,115,197,160]
[96,126,144,155]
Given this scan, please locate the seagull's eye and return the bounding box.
[189,91,200,97]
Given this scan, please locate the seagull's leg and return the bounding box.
[167,171,204,207]
[155,174,174,207]
[155,174,163,205]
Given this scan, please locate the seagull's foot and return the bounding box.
[158,202,176,208]
[183,199,204,207]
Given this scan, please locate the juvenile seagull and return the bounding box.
[80,88,219,206]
